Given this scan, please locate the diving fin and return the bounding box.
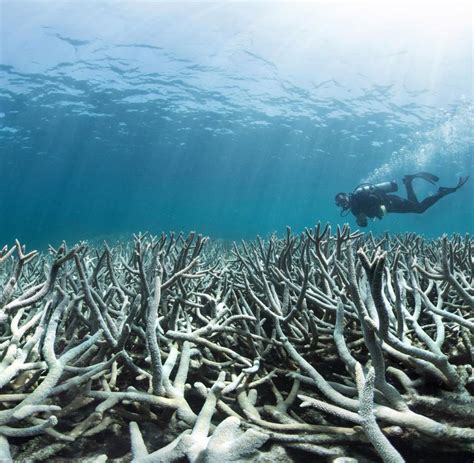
[403,172,440,185]
[413,172,440,185]
[438,176,469,195]
[456,175,469,190]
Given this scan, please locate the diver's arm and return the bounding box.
[355,212,368,227]
[377,204,387,219]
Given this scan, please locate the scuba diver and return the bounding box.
[335,172,469,227]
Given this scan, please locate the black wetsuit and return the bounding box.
[350,190,385,219]
[350,179,449,220]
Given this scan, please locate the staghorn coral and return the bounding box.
[0,227,473,462]
[129,371,269,462]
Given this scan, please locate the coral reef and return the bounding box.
[0,226,473,462]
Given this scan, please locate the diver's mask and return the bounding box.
[335,193,351,216]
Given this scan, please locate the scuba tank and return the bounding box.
[354,181,398,195]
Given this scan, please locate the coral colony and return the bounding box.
[0,225,473,462]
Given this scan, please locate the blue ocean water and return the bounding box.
[1,1,472,249]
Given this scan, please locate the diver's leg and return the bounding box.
[388,177,468,214]
[402,176,419,203]
[414,193,446,213]
[384,195,418,213]
[413,176,470,213]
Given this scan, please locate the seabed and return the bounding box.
[0,224,473,462]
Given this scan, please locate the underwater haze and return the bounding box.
[0,0,473,249]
